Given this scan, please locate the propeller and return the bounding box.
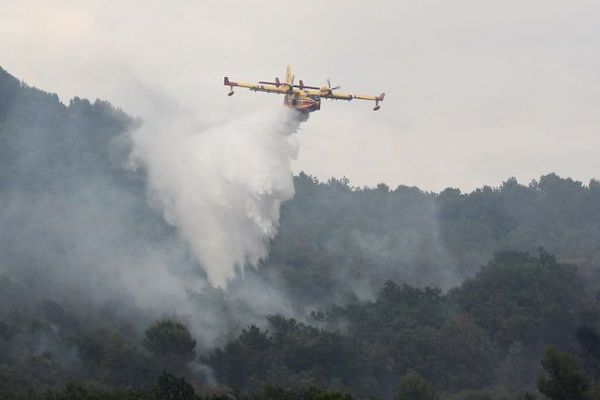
[327,78,341,92]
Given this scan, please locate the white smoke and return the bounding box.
[129,108,306,287]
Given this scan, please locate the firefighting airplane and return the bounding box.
[224,66,385,113]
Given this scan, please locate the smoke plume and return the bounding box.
[129,108,306,287]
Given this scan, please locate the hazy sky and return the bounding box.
[2,0,599,191]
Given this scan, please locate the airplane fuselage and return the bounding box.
[284,92,321,113]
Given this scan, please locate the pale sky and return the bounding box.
[1,0,599,191]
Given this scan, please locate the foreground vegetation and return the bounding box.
[3,250,600,399]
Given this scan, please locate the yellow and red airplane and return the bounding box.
[224,66,385,112]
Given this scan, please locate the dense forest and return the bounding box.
[2,66,600,400]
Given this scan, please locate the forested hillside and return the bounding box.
[2,66,600,400]
[260,170,600,309]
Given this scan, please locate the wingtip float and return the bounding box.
[224,66,385,113]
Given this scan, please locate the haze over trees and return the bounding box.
[1,67,600,399]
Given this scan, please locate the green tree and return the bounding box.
[396,371,439,400]
[537,346,591,400]
[144,319,196,361]
[152,373,198,400]
[519,393,538,400]
[576,326,600,378]
[143,319,197,379]
[450,251,585,349]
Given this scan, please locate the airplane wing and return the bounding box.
[352,92,385,110]
[224,77,289,95]
[305,90,354,101]
[305,90,385,102]
[305,89,385,110]
[354,93,385,102]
